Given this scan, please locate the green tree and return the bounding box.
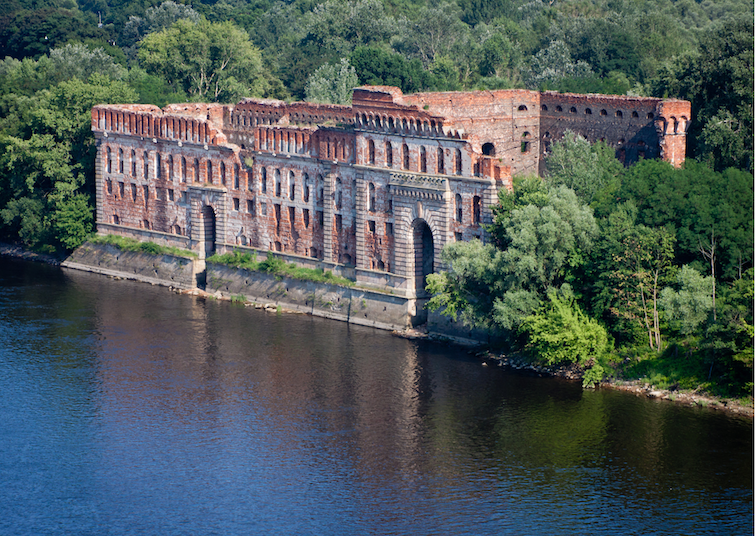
[428,185,597,332]
[305,58,359,105]
[544,130,623,205]
[660,265,714,335]
[604,224,676,351]
[350,46,436,94]
[138,18,268,102]
[618,159,753,281]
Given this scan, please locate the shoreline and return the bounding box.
[0,242,63,265]
[477,351,754,419]
[2,242,752,419]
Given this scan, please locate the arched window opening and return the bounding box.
[455,149,462,175]
[600,109,607,116]
[304,173,310,203]
[234,164,240,189]
[473,196,481,225]
[482,143,495,156]
[181,157,186,182]
[118,148,124,174]
[386,142,393,167]
[368,139,375,164]
[335,177,342,209]
[220,162,226,186]
[131,150,136,176]
[274,169,281,197]
[420,146,427,173]
[585,108,592,115]
[289,171,296,200]
[541,104,548,111]
[167,155,173,182]
[206,160,212,184]
[631,111,639,118]
[455,193,462,222]
[518,105,528,111]
[261,167,267,193]
[556,105,563,112]
[437,147,444,174]
[402,143,409,170]
[616,110,623,118]
[569,107,577,114]
[145,152,150,180]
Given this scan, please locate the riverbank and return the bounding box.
[1,242,751,418]
[476,350,754,419]
[0,242,63,265]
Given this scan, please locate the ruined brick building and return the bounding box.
[92,86,691,297]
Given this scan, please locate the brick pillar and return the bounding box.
[322,172,335,262]
[94,134,105,229]
[436,190,453,271]
[392,200,414,289]
[354,172,367,269]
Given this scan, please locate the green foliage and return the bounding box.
[351,46,437,94]
[544,130,623,205]
[305,58,359,105]
[660,265,714,335]
[90,234,197,258]
[582,363,605,388]
[520,294,612,367]
[617,159,753,280]
[138,18,269,102]
[207,250,354,287]
[429,184,597,332]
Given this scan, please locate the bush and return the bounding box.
[520,294,612,366]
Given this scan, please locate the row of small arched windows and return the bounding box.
[541,104,654,119]
[366,140,463,175]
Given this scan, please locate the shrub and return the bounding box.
[520,294,612,366]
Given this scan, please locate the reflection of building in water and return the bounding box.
[92,86,690,297]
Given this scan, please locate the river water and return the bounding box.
[0,257,751,535]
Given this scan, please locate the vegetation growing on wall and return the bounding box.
[208,250,354,287]
[90,234,198,258]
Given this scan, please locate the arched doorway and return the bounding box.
[412,219,434,296]
[201,205,216,258]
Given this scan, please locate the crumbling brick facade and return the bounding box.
[92,86,690,296]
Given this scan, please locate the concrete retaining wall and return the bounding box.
[61,242,489,343]
[207,263,413,331]
[62,242,198,289]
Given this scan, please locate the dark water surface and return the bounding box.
[0,257,751,535]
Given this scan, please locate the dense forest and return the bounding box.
[0,0,752,395]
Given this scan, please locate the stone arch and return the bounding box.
[482,142,495,156]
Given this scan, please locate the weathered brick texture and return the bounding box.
[92,86,690,296]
